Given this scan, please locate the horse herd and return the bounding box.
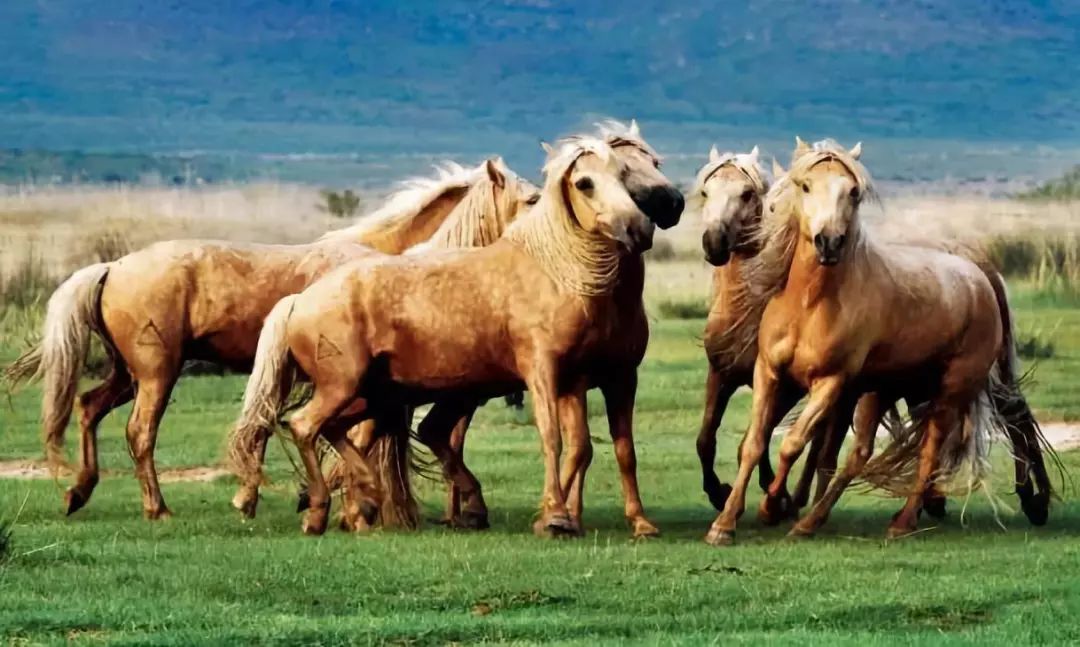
[5,121,1058,546]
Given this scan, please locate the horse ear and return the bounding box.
[709,145,721,163]
[772,158,785,178]
[629,119,640,136]
[749,145,760,162]
[794,136,811,158]
[849,141,863,160]
[540,141,554,156]
[485,158,506,188]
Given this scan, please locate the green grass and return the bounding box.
[0,292,1079,645]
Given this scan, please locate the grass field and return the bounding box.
[1,284,1079,645]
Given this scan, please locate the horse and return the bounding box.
[230,135,666,537]
[5,158,538,520]
[692,143,947,520]
[302,120,685,530]
[704,138,1054,545]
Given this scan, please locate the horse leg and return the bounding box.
[801,398,853,509]
[706,358,791,546]
[791,391,885,536]
[886,405,956,539]
[696,367,737,511]
[558,384,592,534]
[417,403,488,530]
[289,387,359,536]
[600,370,658,539]
[295,421,367,514]
[324,404,383,533]
[443,412,470,525]
[527,358,574,537]
[65,369,134,515]
[123,372,178,520]
[790,431,824,511]
[759,376,846,526]
[998,396,1052,526]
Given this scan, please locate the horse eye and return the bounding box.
[700,190,708,199]
[574,177,594,192]
[801,182,810,194]
[850,186,861,201]
[740,189,754,203]
[525,194,540,205]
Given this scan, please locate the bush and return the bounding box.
[657,298,710,319]
[986,235,1080,300]
[645,238,677,262]
[0,520,11,565]
[319,189,362,219]
[1017,166,1080,201]
[1016,333,1055,360]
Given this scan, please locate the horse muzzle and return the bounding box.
[702,228,732,266]
[813,233,846,266]
[634,185,684,230]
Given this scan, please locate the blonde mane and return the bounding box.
[592,119,661,162]
[406,162,524,254]
[504,137,621,296]
[317,162,481,244]
[688,149,770,213]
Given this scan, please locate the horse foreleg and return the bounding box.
[601,370,658,538]
[527,359,574,537]
[124,371,179,520]
[417,403,487,529]
[696,367,738,511]
[558,383,592,534]
[706,356,789,546]
[759,376,846,526]
[792,393,885,536]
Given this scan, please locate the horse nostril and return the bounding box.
[833,235,846,251]
[813,233,826,251]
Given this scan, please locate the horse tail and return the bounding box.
[369,407,420,529]
[3,263,112,474]
[228,295,298,486]
[984,271,1060,524]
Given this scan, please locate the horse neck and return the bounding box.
[359,186,468,254]
[784,232,863,307]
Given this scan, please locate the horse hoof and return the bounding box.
[704,528,735,547]
[64,488,88,516]
[703,477,733,512]
[232,493,258,519]
[296,489,311,513]
[145,507,172,521]
[631,518,660,539]
[459,511,490,531]
[923,495,947,520]
[359,500,379,526]
[788,524,815,540]
[1021,492,1050,527]
[885,524,915,540]
[534,514,576,538]
[757,493,792,527]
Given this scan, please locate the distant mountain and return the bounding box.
[0,1,1077,184]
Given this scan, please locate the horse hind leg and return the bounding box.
[124,372,179,520]
[886,405,957,539]
[418,404,488,530]
[66,369,134,515]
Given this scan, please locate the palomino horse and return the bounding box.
[692,144,949,520]
[5,158,537,520]
[302,120,685,530]
[705,139,1053,545]
[231,135,664,537]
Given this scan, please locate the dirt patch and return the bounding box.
[1040,423,1080,452]
[0,460,231,483]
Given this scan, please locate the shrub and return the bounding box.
[319,189,362,219]
[657,298,710,319]
[1017,166,1080,201]
[986,235,1080,300]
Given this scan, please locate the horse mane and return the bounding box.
[572,119,662,163]
[504,136,621,296]
[317,162,481,244]
[688,150,770,214]
[406,161,524,254]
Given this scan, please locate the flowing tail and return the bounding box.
[368,406,420,530]
[3,263,112,473]
[985,271,1059,525]
[228,295,298,486]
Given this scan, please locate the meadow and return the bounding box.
[1,185,1080,645]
